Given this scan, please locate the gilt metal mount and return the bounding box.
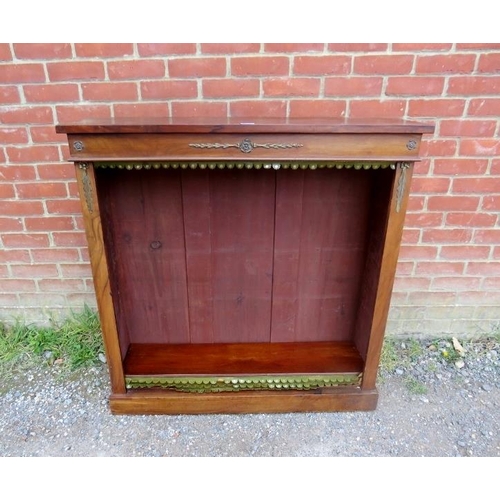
[189,138,303,154]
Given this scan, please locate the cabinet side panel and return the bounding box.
[96,169,190,344]
[271,169,371,342]
[353,169,394,361]
[182,169,275,343]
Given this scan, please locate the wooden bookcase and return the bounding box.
[56,118,434,415]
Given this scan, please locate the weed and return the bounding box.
[0,305,103,377]
[404,376,427,395]
[379,339,399,372]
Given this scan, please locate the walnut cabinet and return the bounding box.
[56,118,434,414]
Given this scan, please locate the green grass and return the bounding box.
[404,376,427,395]
[0,305,103,376]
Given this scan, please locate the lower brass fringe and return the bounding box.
[125,373,362,393]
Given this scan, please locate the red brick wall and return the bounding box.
[1,43,499,336]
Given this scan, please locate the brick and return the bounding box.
[25,216,75,231]
[0,165,36,181]
[439,246,491,260]
[468,99,500,116]
[410,177,450,194]
[0,63,45,83]
[169,57,225,78]
[452,177,500,193]
[433,159,488,175]
[56,105,111,122]
[418,139,457,157]
[0,127,29,144]
[37,163,75,180]
[31,248,80,263]
[137,43,197,56]
[38,279,86,292]
[324,77,383,96]
[0,217,22,231]
[483,277,500,291]
[422,228,472,243]
[2,280,36,292]
[11,264,58,278]
[349,100,405,118]
[431,277,481,291]
[30,126,62,143]
[448,76,500,95]
[0,249,30,263]
[474,229,500,245]
[0,86,20,104]
[457,43,500,50]
[404,212,443,227]
[408,99,465,117]
[74,43,134,57]
[171,101,228,118]
[427,195,480,211]
[416,262,465,276]
[0,43,12,60]
[60,264,93,277]
[393,43,452,51]
[2,233,49,248]
[202,79,259,98]
[439,119,497,137]
[393,277,431,291]
[0,200,44,216]
[203,43,261,53]
[289,100,347,118]
[294,55,351,75]
[386,77,444,96]
[407,195,425,211]
[53,232,87,247]
[13,43,72,59]
[401,228,420,244]
[141,81,197,99]
[47,61,105,81]
[399,245,438,260]
[230,100,287,118]
[354,55,413,75]
[263,78,320,97]
[416,54,476,74]
[23,83,80,103]
[0,106,53,124]
[491,160,500,175]
[482,196,500,210]
[7,145,59,163]
[265,43,323,53]
[467,262,500,276]
[0,184,14,201]
[413,159,431,175]
[108,60,165,79]
[81,82,138,102]
[0,294,19,306]
[67,182,79,197]
[114,103,170,118]
[328,44,387,52]
[459,139,500,156]
[477,53,500,73]
[231,56,289,76]
[16,182,67,199]
[395,262,414,275]
[46,199,82,214]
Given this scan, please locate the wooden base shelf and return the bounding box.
[57,117,433,414]
[124,341,364,376]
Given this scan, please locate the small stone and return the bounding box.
[401,342,406,349]
[98,353,107,363]
[43,351,53,359]
[396,369,404,375]
[482,384,492,392]
[420,397,429,403]
[455,360,465,369]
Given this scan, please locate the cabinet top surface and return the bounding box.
[56,117,435,135]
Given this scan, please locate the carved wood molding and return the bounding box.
[189,138,303,153]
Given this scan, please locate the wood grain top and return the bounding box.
[56,117,435,135]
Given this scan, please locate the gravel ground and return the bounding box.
[1,338,499,457]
